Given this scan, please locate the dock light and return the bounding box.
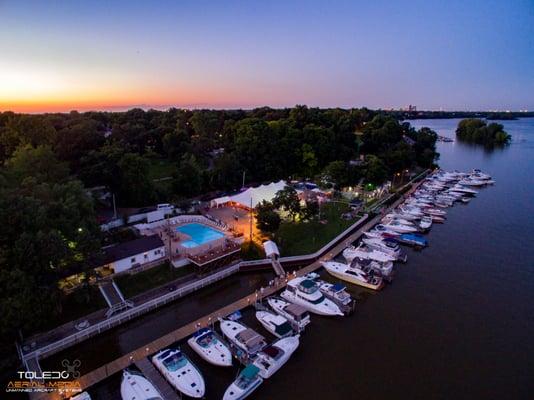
[77,227,83,232]
[146,347,149,352]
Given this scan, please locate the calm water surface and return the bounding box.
[45,118,534,399]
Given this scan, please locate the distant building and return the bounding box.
[98,235,166,275]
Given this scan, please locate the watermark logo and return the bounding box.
[6,359,82,394]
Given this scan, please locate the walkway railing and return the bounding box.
[21,263,241,362]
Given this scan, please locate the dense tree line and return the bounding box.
[456,118,511,145]
[0,106,438,350]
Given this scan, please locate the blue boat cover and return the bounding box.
[332,283,345,292]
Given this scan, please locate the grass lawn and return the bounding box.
[275,202,355,256]
[148,158,177,180]
[115,262,194,298]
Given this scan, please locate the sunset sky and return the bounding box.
[1,0,533,113]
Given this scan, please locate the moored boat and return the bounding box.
[187,327,233,367]
[255,310,294,338]
[266,297,311,332]
[252,335,300,379]
[280,277,343,316]
[321,261,384,290]
[151,348,205,398]
[223,364,263,400]
[120,370,163,400]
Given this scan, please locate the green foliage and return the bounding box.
[456,118,511,145]
[172,153,204,198]
[273,186,301,220]
[255,200,281,234]
[241,241,265,260]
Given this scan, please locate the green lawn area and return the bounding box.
[275,202,355,256]
[115,262,194,298]
[148,158,177,180]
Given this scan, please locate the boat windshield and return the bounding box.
[162,352,187,371]
[307,294,326,304]
[197,331,217,348]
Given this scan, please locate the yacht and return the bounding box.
[351,257,394,281]
[343,244,397,263]
[321,261,384,290]
[458,178,488,187]
[382,220,419,233]
[219,319,267,356]
[372,224,401,237]
[187,327,233,367]
[255,310,294,338]
[399,205,424,217]
[361,237,406,260]
[151,348,205,398]
[419,215,432,230]
[252,336,300,379]
[120,370,162,400]
[451,184,478,195]
[305,272,355,314]
[280,277,343,316]
[223,364,263,400]
[70,392,92,400]
[266,297,311,331]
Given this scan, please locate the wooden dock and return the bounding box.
[135,358,181,400]
[31,175,428,400]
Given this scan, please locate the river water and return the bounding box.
[44,118,534,399]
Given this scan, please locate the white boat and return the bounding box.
[423,207,446,216]
[352,257,394,280]
[70,392,92,400]
[362,237,405,259]
[451,184,478,195]
[187,328,233,367]
[372,224,401,237]
[399,205,424,217]
[419,215,432,230]
[223,364,263,400]
[321,261,384,290]
[267,297,311,331]
[152,348,205,398]
[458,178,488,187]
[280,277,343,316]
[390,218,422,230]
[255,310,294,338]
[252,335,300,379]
[305,272,355,313]
[120,370,163,400]
[219,319,267,356]
[343,244,397,263]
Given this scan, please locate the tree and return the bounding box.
[302,200,319,220]
[273,186,301,220]
[364,155,388,184]
[172,153,203,197]
[116,153,156,206]
[5,144,69,184]
[255,200,281,234]
[456,118,511,145]
[322,160,349,188]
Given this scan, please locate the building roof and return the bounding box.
[211,180,286,208]
[102,235,164,264]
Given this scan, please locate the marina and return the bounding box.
[23,117,532,396]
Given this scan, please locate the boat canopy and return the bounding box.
[236,329,265,350]
[194,327,211,337]
[285,303,308,318]
[241,364,260,379]
[274,321,293,336]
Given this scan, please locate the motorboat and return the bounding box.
[470,169,492,180]
[267,297,311,332]
[451,184,478,195]
[351,257,394,281]
[187,328,233,367]
[152,348,205,398]
[305,272,355,314]
[223,364,263,400]
[71,392,92,400]
[321,261,384,290]
[219,319,267,356]
[422,208,446,216]
[396,233,428,248]
[372,224,401,237]
[343,244,397,263]
[252,336,300,379]
[429,214,445,223]
[458,178,488,187]
[120,370,162,400]
[398,205,424,218]
[255,310,294,338]
[379,220,419,233]
[280,277,343,316]
[362,237,406,261]
[419,216,432,230]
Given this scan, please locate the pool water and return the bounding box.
[176,223,225,248]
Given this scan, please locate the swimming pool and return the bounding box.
[176,223,225,248]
